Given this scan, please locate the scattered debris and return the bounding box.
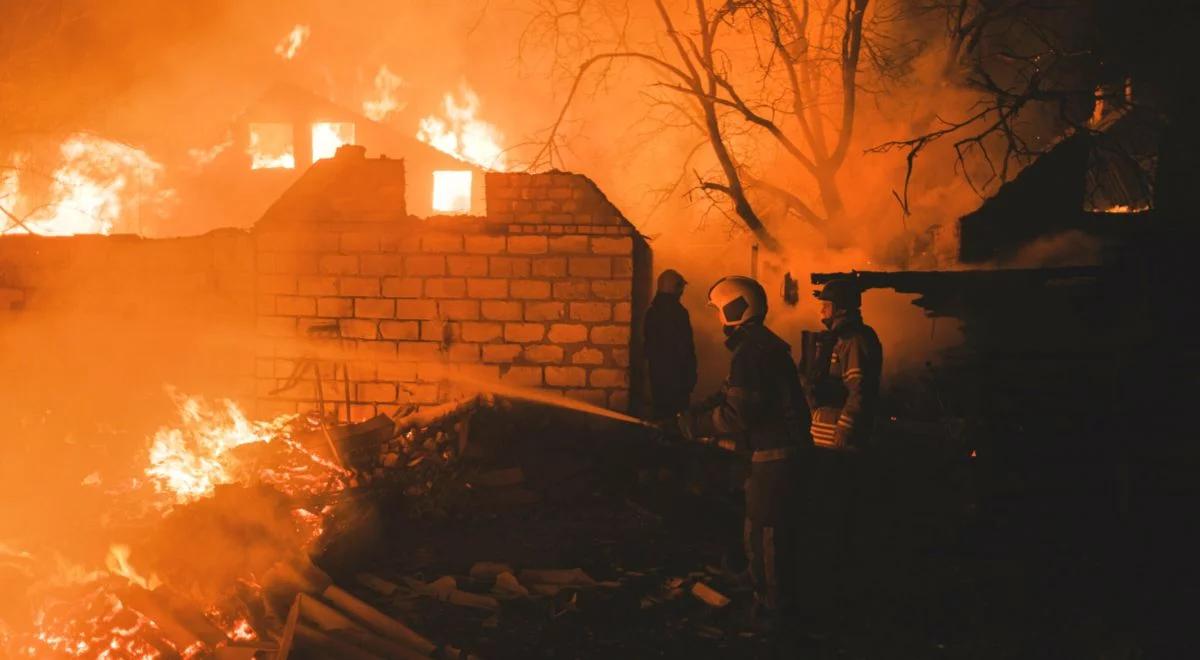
[689,582,731,608]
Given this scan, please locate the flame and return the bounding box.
[144,388,348,509]
[1098,204,1150,214]
[417,84,507,170]
[144,390,297,506]
[274,24,310,60]
[104,545,160,592]
[2,135,169,236]
[363,65,407,122]
[312,122,356,161]
[432,170,473,214]
[187,133,232,168]
[247,123,295,170]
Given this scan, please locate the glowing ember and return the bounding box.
[417,84,508,170]
[363,65,406,121]
[432,170,473,214]
[274,24,310,60]
[2,135,169,236]
[1098,204,1150,214]
[312,122,356,161]
[247,123,295,170]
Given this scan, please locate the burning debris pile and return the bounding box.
[0,390,487,658]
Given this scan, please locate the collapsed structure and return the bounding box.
[0,146,652,421]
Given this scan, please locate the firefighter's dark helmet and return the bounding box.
[814,278,861,310]
[708,276,768,327]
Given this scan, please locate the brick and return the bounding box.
[590,368,628,388]
[515,212,544,223]
[483,344,523,363]
[465,235,506,254]
[592,279,630,300]
[504,323,545,343]
[298,276,337,296]
[421,320,459,342]
[317,297,353,317]
[507,236,548,254]
[257,316,295,337]
[439,299,480,320]
[570,302,611,322]
[447,343,481,363]
[613,257,634,278]
[461,322,503,342]
[531,257,567,277]
[257,274,296,294]
[405,255,445,276]
[591,325,631,345]
[319,255,359,275]
[548,324,588,343]
[549,236,589,254]
[357,382,397,403]
[569,256,611,278]
[422,233,464,253]
[360,254,405,276]
[609,389,630,411]
[380,321,420,340]
[552,280,592,300]
[382,277,423,298]
[380,233,422,252]
[467,278,508,299]
[425,278,467,298]
[489,257,530,277]
[612,348,630,367]
[525,301,565,321]
[340,318,378,339]
[355,298,395,318]
[448,255,489,276]
[397,341,445,361]
[348,404,378,423]
[481,301,523,321]
[341,232,380,252]
[545,366,586,387]
[407,383,442,404]
[275,296,316,317]
[339,276,380,297]
[547,187,573,200]
[522,344,564,364]
[571,347,605,365]
[591,237,633,255]
[393,299,438,320]
[501,366,543,387]
[565,389,608,406]
[510,280,551,299]
[355,340,398,359]
[614,302,631,322]
[378,361,418,381]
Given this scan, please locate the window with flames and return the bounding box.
[311,122,355,161]
[432,170,472,214]
[247,123,295,170]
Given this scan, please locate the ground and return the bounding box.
[311,405,1142,660]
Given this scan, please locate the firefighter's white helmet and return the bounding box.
[707,276,768,327]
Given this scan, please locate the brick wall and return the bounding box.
[253,157,651,421]
[0,230,257,417]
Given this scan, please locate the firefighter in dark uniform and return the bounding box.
[644,269,698,418]
[799,278,882,604]
[675,276,811,624]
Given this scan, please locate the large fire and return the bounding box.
[1,134,170,236]
[2,390,351,657]
[311,122,356,162]
[274,24,310,61]
[417,84,508,171]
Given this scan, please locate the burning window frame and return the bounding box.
[247,123,296,170]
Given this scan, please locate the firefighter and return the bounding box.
[804,278,883,451]
[644,269,698,418]
[675,275,811,625]
[799,278,883,608]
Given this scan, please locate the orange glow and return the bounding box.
[1099,204,1150,214]
[311,122,356,161]
[418,85,507,170]
[432,170,473,214]
[104,545,160,591]
[247,123,295,169]
[363,65,406,121]
[274,24,310,60]
[3,135,168,236]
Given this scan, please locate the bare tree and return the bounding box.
[524,0,903,252]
